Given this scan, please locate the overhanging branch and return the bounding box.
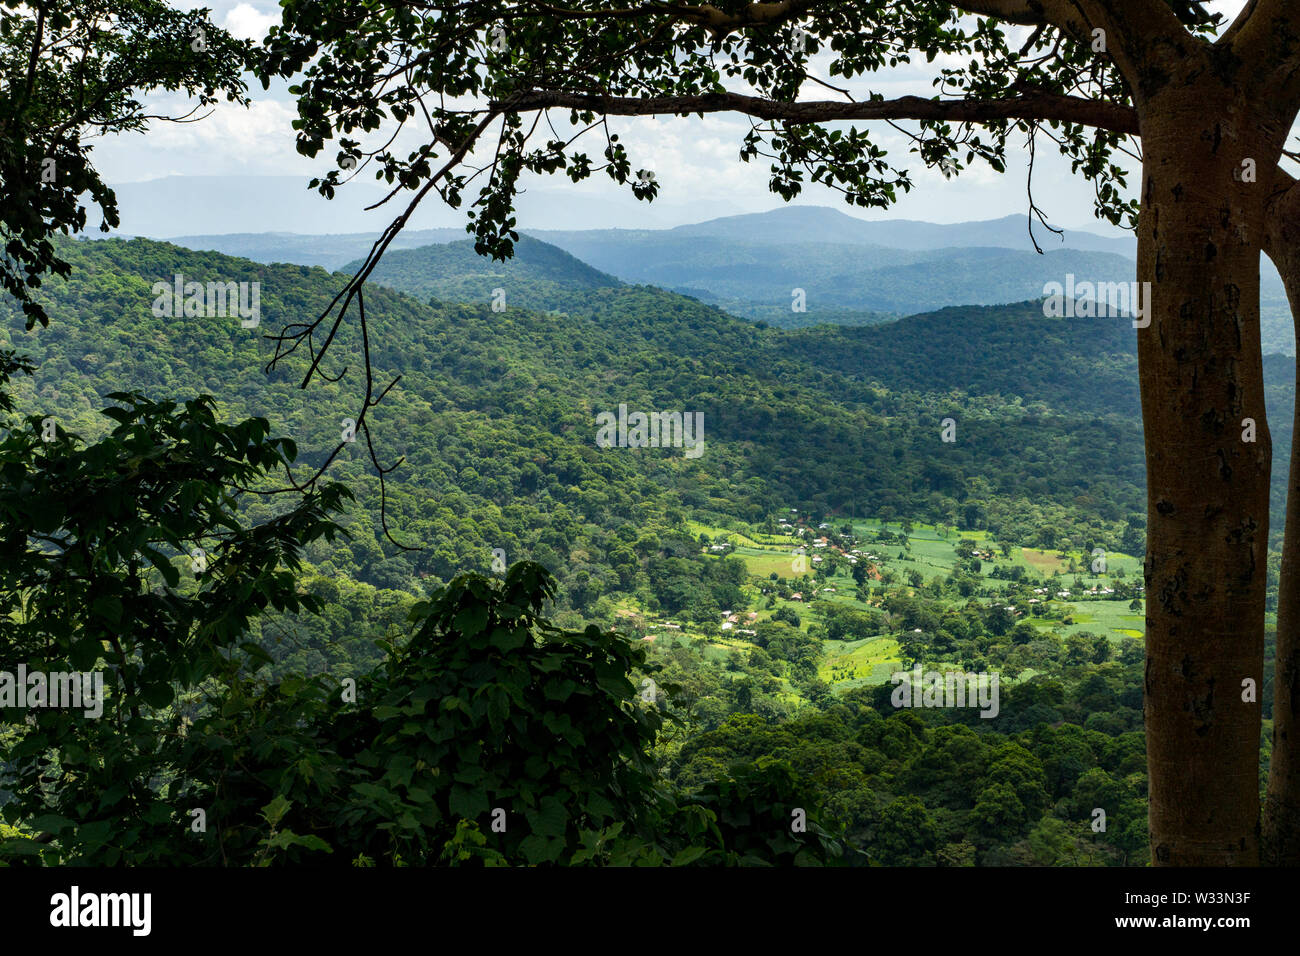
[948,0,1056,26]
[513,0,822,36]
[1221,0,1300,103]
[494,89,1140,135]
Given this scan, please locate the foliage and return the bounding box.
[0,355,349,864]
[0,375,847,865]
[0,0,248,325]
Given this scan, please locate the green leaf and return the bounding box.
[262,794,292,828]
[518,832,564,865]
[140,680,174,709]
[672,845,707,867]
[139,545,181,588]
[525,797,567,838]
[239,642,275,667]
[489,625,528,651]
[454,604,490,637]
[265,830,333,853]
[449,785,489,820]
[90,595,123,625]
[486,688,509,731]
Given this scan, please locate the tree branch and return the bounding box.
[1222,0,1300,103]
[494,88,1139,135]
[1218,0,1263,46]
[953,0,1198,100]
[1263,165,1300,266]
[947,1,1056,26]
[512,0,821,37]
[1089,0,1192,37]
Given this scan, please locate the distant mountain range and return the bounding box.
[528,231,1133,321]
[167,228,473,271]
[143,205,1294,352]
[168,206,1131,266]
[541,206,1137,255]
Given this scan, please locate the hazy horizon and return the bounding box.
[105,173,1135,242]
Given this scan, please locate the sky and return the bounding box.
[93,1,1255,238]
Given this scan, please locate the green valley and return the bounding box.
[1,232,1290,866]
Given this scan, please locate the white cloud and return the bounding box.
[98,97,307,182]
[222,2,280,41]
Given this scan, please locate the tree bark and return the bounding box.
[1137,87,1279,865]
[1262,174,1300,864]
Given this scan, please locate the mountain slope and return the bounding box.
[355,231,1139,326]
[341,235,622,313]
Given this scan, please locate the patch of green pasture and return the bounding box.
[1056,600,1145,641]
[726,544,800,578]
[685,519,796,549]
[820,634,901,688]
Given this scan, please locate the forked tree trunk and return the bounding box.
[1137,87,1279,865]
[1262,177,1300,865]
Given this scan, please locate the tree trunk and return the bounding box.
[1137,87,1277,866]
[1262,177,1300,864]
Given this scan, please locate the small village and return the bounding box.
[618,508,1146,697]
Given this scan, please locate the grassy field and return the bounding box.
[1056,600,1145,641]
[1022,548,1069,574]
[729,544,801,579]
[820,635,902,689]
[684,519,797,549]
[907,540,960,573]
[1019,546,1143,578]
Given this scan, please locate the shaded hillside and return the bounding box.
[781,301,1140,417]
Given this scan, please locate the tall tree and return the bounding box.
[259,0,1300,865]
[1263,171,1300,865]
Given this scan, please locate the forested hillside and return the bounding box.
[347,235,623,313]
[347,234,1300,527]
[20,236,1291,592]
